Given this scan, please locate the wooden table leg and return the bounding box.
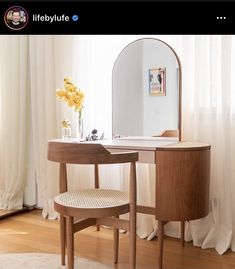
[158,220,164,269]
[60,215,66,265]
[129,162,137,269]
[66,216,74,269]
[181,220,185,247]
[95,164,100,231]
[113,215,119,264]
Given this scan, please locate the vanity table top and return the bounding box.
[156,141,211,150]
[101,137,179,151]
[50,137,179,151]
[49,138,210,152]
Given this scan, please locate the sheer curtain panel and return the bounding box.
[0,36,30,209]
[180,35,235,254]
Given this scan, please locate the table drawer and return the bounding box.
[107,148,155,164]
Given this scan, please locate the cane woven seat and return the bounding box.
[55,189,129,209]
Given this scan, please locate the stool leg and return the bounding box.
[66,216,74,269]
[181,221,185,247]
[158,220,164,269]
[129,162,137,269]
[129,213,136,269]
[113,215,119,264]
[94,164,100,231]
[60,215,66,265]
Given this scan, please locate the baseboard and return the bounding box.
[0,205,35,220]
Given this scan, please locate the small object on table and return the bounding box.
[86,133,91,141]
[99,133,104,140]
[62,119,71,140]
[86,129,105,141]
[91,129,98,140]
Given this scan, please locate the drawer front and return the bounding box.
[107,148,155,164]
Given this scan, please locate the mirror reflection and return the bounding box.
[112,38,181,139]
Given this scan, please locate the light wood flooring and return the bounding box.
[0,209,14,217]
[0,209,235,269]
[0,208,28,218]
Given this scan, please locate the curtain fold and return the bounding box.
[0,36,30,209]
[29,35,76,218]
[180,35,235,254]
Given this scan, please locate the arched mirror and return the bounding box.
[112,38,182,140]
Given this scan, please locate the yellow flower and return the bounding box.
[56,77,85,113]
[62,119,71,128]
[55,89,66,98]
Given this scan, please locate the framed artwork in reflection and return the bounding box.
[149,68,166,96]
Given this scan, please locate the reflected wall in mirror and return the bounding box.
[112,38,181,140]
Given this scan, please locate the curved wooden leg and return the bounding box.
[113,215,119,264]
[66,216,74,269]
[180,221,185,247]
[158,220,164,269]
[60,215,66,265]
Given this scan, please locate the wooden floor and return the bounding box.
[0,209,14,217]
[0,209,235,269]
[0,208,28,219]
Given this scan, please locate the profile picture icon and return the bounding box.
[4,6,28,30]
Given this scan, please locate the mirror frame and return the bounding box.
[112,37,182,141]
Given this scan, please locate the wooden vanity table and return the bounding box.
[51,138,211,269]
[103,139,211,269]
[53,137,210,217]
[155,141,211,269]
[101,137,179,215]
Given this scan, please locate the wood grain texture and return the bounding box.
[155,147,211,221]
[1,210,235,269]
[96,217,129,231]
[113,215,119,264]
[66,216,74,269]
[155,144,211,269]
[137,205,155,215]
[158,220,164,269]
[181,221,185,247]
[48,141,138,164]
[106,148,156,164]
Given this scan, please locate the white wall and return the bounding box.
[113,42,144,136]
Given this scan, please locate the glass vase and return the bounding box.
[76,114,84,140]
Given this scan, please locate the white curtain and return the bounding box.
[179,35,235,254]
[29,35,77,218]
[0,36,30,209]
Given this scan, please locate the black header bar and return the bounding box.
[1,1,235,34]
